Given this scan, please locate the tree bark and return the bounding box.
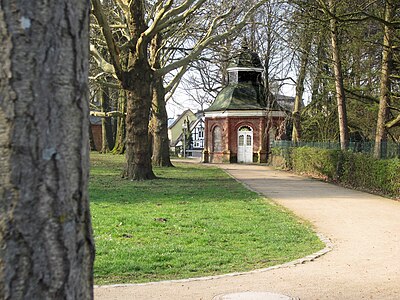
[151,78,174,167]
[329,0,349,150]
[292,33,312,143]
[93,0,156,180]
[122,58,156,180]
[374,0,394,158]
[99,87,113,153]
[111,89,126,154]
[0,1,94,299]
[150,34,173,167]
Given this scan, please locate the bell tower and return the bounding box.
[203,42,286,164]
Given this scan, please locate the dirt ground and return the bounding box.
[95,164,400,300]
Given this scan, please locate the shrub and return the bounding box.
[271,146,292,169]
[291,147,340,181]
[270,147,400,198]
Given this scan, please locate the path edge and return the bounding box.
[95,234,333,289]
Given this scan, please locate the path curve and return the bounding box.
[95,164,400,299]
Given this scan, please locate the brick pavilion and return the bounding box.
[203,45,287,163]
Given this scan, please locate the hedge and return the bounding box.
[271,146,400,199]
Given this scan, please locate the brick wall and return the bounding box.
[204,114,286,163]
[91,124,102,151]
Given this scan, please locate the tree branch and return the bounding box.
[91,0,123,79]
[155,0,268,76]
[165,65,188,94]
[90,44,116,76]
[386,114,400,128]
[90,111,126,118]
[136,0,175,53]
[155,0,207,34]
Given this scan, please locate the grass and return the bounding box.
[90,153,324,284]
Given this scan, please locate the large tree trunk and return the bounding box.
[111,89,126,154]
[150,34,173,167]
[374,0,394,159]
[92,0,155,180]
[0,2,94,299]
[329,0,349,150]
[122,59,156,180]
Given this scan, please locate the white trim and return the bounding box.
[238,128,253,163]
[205,110,285,118]
[227,67,264,72]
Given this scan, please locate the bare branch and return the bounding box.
[90,110,126,117]
[155,0,207,34]
[386,114,400,128]
[156,0,268,76]
[90,44,116,75]
[165,66,188,94]
[91,0,123,79]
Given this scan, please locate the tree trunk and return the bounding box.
[263,8,272,107]
[150,34,173,167]
[122,59,156,180]
[374,0,394,159]
[99,87,113,153]
[92,0,156,180]
[329,0,349,150]
[310,33,325,106]
[151,77,174,167]
[292,33,312,143]
[111,89,126,154]
[0,2,94,299]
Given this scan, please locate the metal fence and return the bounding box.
[271,140,400,159]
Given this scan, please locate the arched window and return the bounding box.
[213,126,223,152]
[239,126,252,132]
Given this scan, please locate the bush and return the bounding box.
[270,147,400,198]
[271,147,292,169]
[291,147,340,181]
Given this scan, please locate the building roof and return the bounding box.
[168,109,195,129]
[273,94,296,112]
[90,115,102,125]
[205,82,266,112]
[170,117,204,147]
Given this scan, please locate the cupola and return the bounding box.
[206,43,266,111]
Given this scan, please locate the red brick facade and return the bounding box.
[203,114,284,163]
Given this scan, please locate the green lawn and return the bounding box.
[90,153,323,284]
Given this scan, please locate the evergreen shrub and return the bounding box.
[271,147,400,198]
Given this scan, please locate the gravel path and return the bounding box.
[95,164,400,300]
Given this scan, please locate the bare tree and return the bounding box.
[289,4,314,142]
[324,0,350,149]
[0,1,94,299]
[91,0,268,179]
[180,0,294,113]
[374,0,397,158]
[149,34,174,167]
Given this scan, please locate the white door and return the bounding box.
[238,128,253,163]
